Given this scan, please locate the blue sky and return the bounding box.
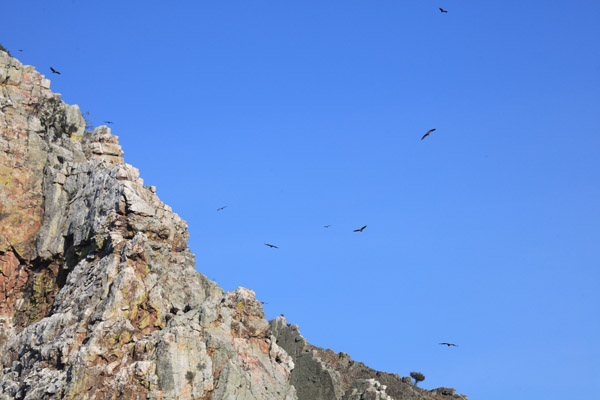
[3,1,600,398]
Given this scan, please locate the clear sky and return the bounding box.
[3,1,599,398]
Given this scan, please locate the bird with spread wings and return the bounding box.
[353,225,367,232]
[421,129,436,140]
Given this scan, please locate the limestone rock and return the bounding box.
[0,51,296,400]
[341,379,393,400]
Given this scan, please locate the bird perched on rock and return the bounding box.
[265,243,279,248]
[421,129,436,140]
[439,342,458,347]
[439,8,448,13]
[50,67,61,75]
[353,225,367,232]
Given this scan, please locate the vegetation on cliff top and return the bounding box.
[0,43,11,56]
[410,372,425,388]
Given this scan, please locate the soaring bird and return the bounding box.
[439,342,458,347]
[323,225,331,228]
[217,206,228,211]
[104,121,114,124]
[50,67,61,75]
[260,301,268,305]
[18,49,24,52]
[421,129,436,140]
[440,8,448,13]
[353,225,367,232]
[265,243,279,248]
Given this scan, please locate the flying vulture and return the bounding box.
[439,342,458,347]
[353,225,367,232]
[421,129,436,140]
[217,206,228,211]
[440,8,448,13]
[265,243,279,248]
[50,67,61,75]
[104,121,114,124]
[323,225,331,228]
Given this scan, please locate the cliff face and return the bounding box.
[0,50,466,400]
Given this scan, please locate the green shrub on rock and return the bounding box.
[0,43,11,56]
[185,371,195,385]
[410,371,425,387]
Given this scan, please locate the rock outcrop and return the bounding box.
[270,318,467,400]
[0,49,466,400]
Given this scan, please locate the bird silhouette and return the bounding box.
[217,206,228,211]
[18,49,24,52]
[324,225,331,228]
[50,67,61,75]
[353,225,367,232]
[439,342,458,347]
[421,129,436,140]
[260,301,268,305]
[265,243,279,248]
[104,121,114,124]
[440,8,448,13]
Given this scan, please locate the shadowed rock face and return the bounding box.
[0,49,467,400]
[269,318,468,400]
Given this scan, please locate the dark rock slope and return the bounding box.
[0,49,466,400]
[270,318,467,400]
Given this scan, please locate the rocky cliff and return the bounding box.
[0,49,467,400]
